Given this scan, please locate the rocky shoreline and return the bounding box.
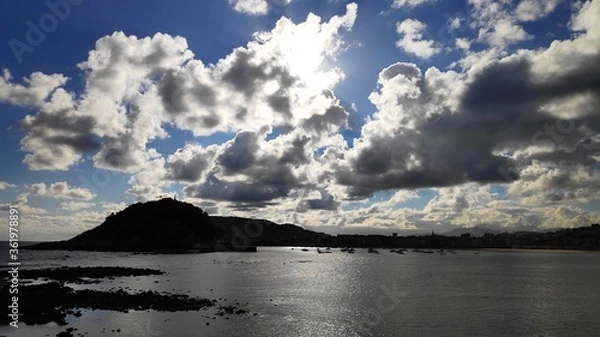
[0,266,250,336]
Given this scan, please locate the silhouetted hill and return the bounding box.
[30,198,218,252]
[211,216,330,248]
[27,198,330,253]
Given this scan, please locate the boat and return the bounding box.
[301,248,309,252]
[368,248,380,254]
[317,248,324,254]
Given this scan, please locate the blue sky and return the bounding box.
[1,0,599,240]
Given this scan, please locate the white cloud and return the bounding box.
[228,0,294,15]
[468,0,532,48]
[11,4,357,174]
[0,193,48,215]
[516,0,563,22]
[392,0,434,9]
[455,37,471,51]
[0,181,17,190]
[396,19,441,58]
[0,69,67,107]
[30,182,95,200]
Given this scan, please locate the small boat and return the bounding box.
[368,248,380,254]
[347,248,355,254]
[301,248,309,252]
[317,248,324,254]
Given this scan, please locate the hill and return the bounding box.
[211,216,330,249]
[27,198,330,253]
[29,198,218,252]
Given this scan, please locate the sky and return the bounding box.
[1,0,599,241]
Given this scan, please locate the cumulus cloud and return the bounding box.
[516,0,563,22]
[396,19,441,58]
[184,131,303,206]
[228,0,293,15]
[334,0,600,200]
[392,0,434,9]
[165,144,217,182]
[0,193,48,215]
[30,182,95,200]
[4,4,356,174]
[0,181,17,190]
[0,69,67,107]
[468,0,532,48]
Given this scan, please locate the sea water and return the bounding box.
[1,246,599,337]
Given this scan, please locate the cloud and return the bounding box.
[7,4,357,174]
[0,193,47,214]
[0,69,67,107]
[507,163,600,205]
[30,182,95,200]
[333,1,600,200]
[183,131,301,206]
[396,19,441,58]
[165,144,217,182]
[455,38,471,51]
[392,0,434,9]
[516,0,563,22]
[468,0,532,48]
[228,0,293,15]
[20,89,100,171]
[0,181,17,190]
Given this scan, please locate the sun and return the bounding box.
[277,21,342,90]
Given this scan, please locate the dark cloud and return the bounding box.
[184,131,312,207]
[336,52,600,198]
[158,67,217,115]
[279,136,310,165]
[165,151,211,183]
[218,131,260,173]
[221,49,297,99]
[304,190,340,211]
[158,70,189,113]
[302,105,348,135]
[21,107,100,170]
[183,173,290,204]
